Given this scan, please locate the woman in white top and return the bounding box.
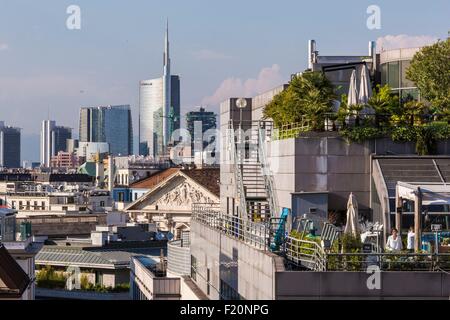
[386,228,403,251]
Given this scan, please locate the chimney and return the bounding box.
[308,40,317,70]
[369,41,377,73]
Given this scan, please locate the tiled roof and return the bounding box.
[130,168,180,189]
[0,245,30,298]
[181,168,220,197]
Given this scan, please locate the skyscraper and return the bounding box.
[40,120,72,167]
[139,21,180,157]
[0,121,21,168]
[186,107,217,153]
[79,105,133,156]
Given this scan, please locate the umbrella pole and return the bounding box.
[414,188,422,252]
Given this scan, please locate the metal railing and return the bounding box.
[258,122,279,219]
[229,122,249,220]
[272,118,311,140]
[285,236,327,271]
[192,203,269,250]
[325,252,450,272]
[323,112,450,132]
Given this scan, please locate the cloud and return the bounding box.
[0,43,9,51]
[202,64,284,106]
[192,49,232,61]
[376,34,438,51]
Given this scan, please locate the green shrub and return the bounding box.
[340,126,384,143]
[36,266,67,289]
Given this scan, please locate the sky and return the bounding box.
[0,0,448,161]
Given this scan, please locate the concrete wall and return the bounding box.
[267,136,450,215]
[268,136,372,212]
[276,271,450,299]
[191,220,280,300]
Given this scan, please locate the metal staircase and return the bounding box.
[229,121,277,222]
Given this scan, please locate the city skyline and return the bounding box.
[0,0,449,161]
[139,21,181,158]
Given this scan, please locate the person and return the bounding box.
[407,226,415,253]
[386,228,403,252]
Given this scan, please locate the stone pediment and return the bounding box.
[128,174,218,212]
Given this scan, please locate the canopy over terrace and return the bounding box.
[395,181,450,251]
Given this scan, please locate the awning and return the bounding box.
[397,182,450,206]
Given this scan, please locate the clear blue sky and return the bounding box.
[0,0,448,161]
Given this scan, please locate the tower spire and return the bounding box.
[164,18,170,72]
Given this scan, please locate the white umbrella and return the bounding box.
[347,70,358,107]
[358,65,373,105]
[344,192,360,236]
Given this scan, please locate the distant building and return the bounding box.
[186,107,217,154]
[79,105,133,156]
[76,142,109,161]
[40,120,72,167]
[34,234,164,292]
[0,121,21,168]
[139,23,180,158]
[125,168,220,239]
[50,151,80,169]
[130,255,181,300]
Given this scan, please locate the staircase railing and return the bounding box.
[257,122,279,218]
[285,236,327,271]
[229,121,248,220]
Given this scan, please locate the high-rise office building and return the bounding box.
[0,121,21,168]
[186,107,217,153]
[139,22,180,157]
[40,120,72,167]
[79,105,133,156]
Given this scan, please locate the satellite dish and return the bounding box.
[167,232,174,241]
[236,98,247,109]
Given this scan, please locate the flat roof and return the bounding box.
[35,246,162,269]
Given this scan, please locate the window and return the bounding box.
[220,280,242,300]
[26,201,30,210]
[207,268,210,295]
[400,60,414,88]
[191,255,197,281]
[62,206,68,211]
[11,201,16,209]
[118,192,124,202]
[381,63,388,86]
[34,201,38,210]
[41,201,46,210]
[388,61,400,89]
[100,201,105,207]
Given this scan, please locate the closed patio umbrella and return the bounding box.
[358,64,373,106]
[347,70,358,107]
[344,192,360,236]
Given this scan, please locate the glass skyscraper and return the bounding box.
[79,105,133,156]
[139,22,180,157]
[0,121,21,168]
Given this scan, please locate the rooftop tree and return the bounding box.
[263,71,336,130]
[406,38,450,112]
